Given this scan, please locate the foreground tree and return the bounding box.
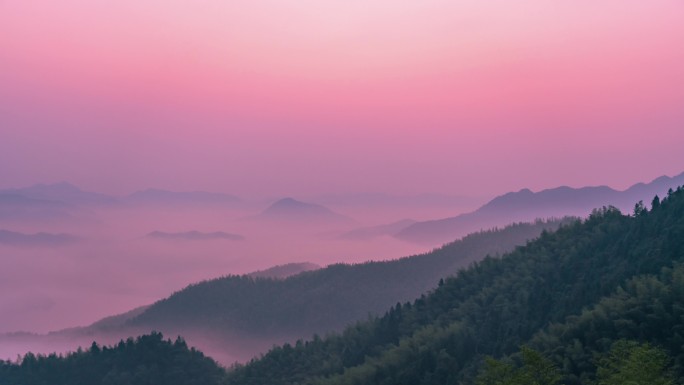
[595,340,673,385]
[476,346,561,385]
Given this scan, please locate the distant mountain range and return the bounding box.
[0,229,79,247]
[0,184,247,226]
[3,173,683,245]
[250,197,355,225]
[0,183,243,209]
[146,231,245,241]
[0,193,80,222]
[0,182,117,206]
[396,172,684,245]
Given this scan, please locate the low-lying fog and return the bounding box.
[0,196,482,360]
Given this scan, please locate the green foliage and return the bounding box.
[595,340,673,385]
[476,347,561,385]
[525,264,684,385]
[478,342,676,385]
[517,346,563,385]
[633,200,647,216]
[6,186,684,385]
[226,187,684,385]
[476,356,517,385]
[0,332,225,385]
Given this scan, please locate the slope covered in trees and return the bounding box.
[225,187,684,385]
[5,188,684,384]
[485,263,684,384]
[476,340,675,385]
[0,332,225,385]
[127,219,570,339]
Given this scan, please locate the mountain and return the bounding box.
[0,183,107,224]
[251,197,355,225]
[224,185,684,385]
[119,218,569,361]
[6,219,566,364]
[8,187,684,384]
[0,229,79,247]
[338,219,417,241]
[84,305,151,332]
[0,182,117,206]
[0,194,80,222]
[146,230,245,241]
[247,262,321,279]
[126,189,240,206]
[0,332,226,385]
[396,172,684,245]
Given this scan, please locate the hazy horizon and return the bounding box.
[1,170,682,337]
[2,1,683,200]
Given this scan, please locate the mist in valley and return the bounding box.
[0,192,477,362]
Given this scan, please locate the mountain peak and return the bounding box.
[257,198,354,224]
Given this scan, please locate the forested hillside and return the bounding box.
[506,264,684,384]
[127,219,569,338]
[226,187,684,385]
[5,187,683,385]
[0,332,225,385]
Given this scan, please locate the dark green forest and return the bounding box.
[226,188,684,385]
[0,332,225,385]
[3,187,684,384]
[128,218,569,337]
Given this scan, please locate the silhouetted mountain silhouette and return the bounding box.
[396,172,684,245]
[0,229,79,247]
[253,197,354,224]
[0,182,117,206]
[0,194,81,222]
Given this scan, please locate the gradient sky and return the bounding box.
[1,1,683,198]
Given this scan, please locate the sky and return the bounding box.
[1,0,683,198]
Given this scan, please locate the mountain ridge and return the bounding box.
[396,172,684,245]
[224,185,684,385]
[250,197,355,225]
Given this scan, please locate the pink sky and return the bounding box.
[1,1,683,198]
